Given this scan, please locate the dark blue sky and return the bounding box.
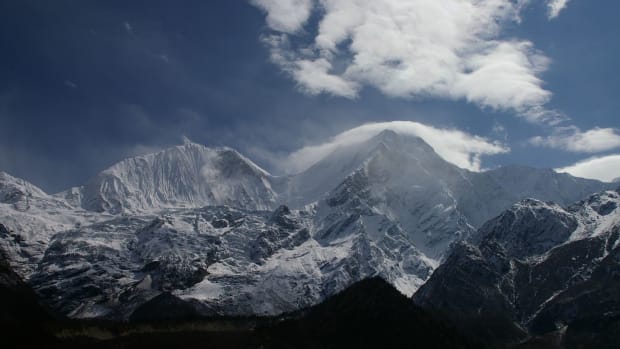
[1,0,619,192]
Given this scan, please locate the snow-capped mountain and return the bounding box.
[59,141,279,214]
[306,130,475,260]
[291,130,608,258]
[413,188,620,346]
[0,130,614,320]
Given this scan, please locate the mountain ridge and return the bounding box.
[0,130,616,320]
[58,142,279,214]
[413,188,620,348]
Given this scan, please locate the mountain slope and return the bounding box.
[463,165,610,229]
[260,277,480,348]
[0,246,64,348]
[0,172,104,277]
[12,277,479,349]
[414,188,620,348]
[28,201,434,319]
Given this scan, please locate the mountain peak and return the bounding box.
[181,135,194,146]
[373,129,399,141]
[475,196,578,258]
[368,129,435,154]
[283,129,444,207]
[0,171,21,184]
[0,171,48,201]
[72,142,277,213]
[175,138,227,153]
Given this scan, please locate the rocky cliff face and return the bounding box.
[414,189,620,348]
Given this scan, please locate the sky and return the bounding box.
[0,0,619,192]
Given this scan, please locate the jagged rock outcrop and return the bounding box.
[414,189,620,348]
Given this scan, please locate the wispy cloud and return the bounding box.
[123,21,134,34]
[548,0,570,19]
[251,0,314,33]
[64,80,77,89]
[557,154,620,182]
[280,121,509,174]
[529,126,620,153]
[252,0,562,123]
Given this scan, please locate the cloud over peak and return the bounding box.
[252,0,562,123]
[281,121,509,174]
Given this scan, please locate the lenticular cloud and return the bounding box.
[282,121,509,174]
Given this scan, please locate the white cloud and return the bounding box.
[294,58,360,97]
[452,41,551,118]
[282,121,509,174]
[529,127,620,153]
[251,0,314,33]
[557,155,620,183]
[252,0,561,123]
[548,0,570,19]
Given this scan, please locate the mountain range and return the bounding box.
[0,129,616,334]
